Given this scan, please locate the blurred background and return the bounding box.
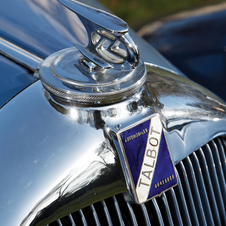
[99,0,226,101]
[99,0,224,30]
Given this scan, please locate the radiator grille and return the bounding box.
[48,137,226,226]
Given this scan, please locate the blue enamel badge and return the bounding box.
[117,114,177,204]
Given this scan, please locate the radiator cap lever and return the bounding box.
[39,0,146,104]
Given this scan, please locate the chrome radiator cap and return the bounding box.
[39,0,146,105]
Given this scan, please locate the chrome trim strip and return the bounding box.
[0,37,43,72]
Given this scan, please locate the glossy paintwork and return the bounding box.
[141,3,226,100]
[0,0,182,74]
[0,65,225,225]
[0,55,37,108]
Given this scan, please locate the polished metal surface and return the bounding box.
[0,0,182,74]
[40,48,146,104]
[144,64,226,163]
[50,138,226,226]
[0,64,226,225]
[40,0,146,104]
[58,0,128,33]
[0,80,127,226]
[0,37,43,72]
[57,0,138,68]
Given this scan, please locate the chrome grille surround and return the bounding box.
[2,64,226,225]
[48,136,226,226]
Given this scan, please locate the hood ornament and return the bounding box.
[58,0,139,69]
[39,0,146,104]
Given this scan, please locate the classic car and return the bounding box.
[0,0,225,226]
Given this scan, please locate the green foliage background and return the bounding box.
[99,0,224,30]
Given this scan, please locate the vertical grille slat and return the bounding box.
[79,209,88,226]
[219,138,226,177]
[173,169,192,226]
[126,202,138,226]
[57,220,63,226]
[160,193,174,226]
[184,156,207,225]
[101,200,113,226]
[190,152,214,226]
[112,196,125,226]
[166,188,184,226]
[151,198,164,226]
[48,136,226,226]
[210,140,226,205]
[177,162,200,226]
[90,204,101,226]
[68,214,76,226]
[203,144,226,225]
[140,203,152,226]
[196,148,222,226]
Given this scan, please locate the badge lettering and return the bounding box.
[154,174,175,188]
[118,114,178,204]
[124,128,148,143]
[146,149,156,158]
[136,115,161,203]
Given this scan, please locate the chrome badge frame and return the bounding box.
[117,114,177,204]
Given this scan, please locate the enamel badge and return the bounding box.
[117,114,177,204]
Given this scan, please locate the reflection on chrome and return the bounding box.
[0,37,43,72]
[20,139,119,226]
[1,65,226,225]
[39,0,146,105]
[145,63,226,162]
[69,108,79,120]
[57,0,139,68]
